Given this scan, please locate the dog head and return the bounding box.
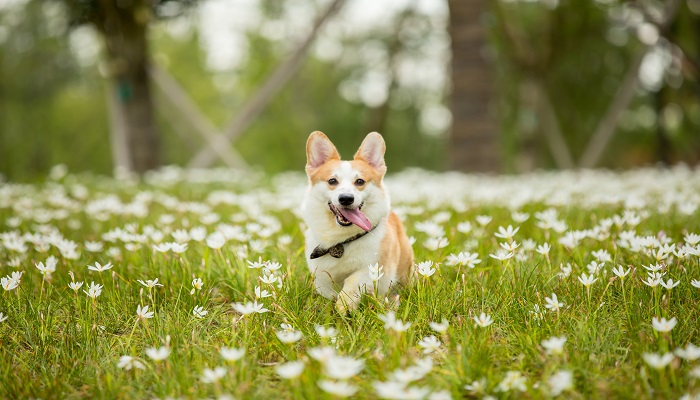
[303,131,389,232]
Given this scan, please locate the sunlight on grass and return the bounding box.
[1,165,699,399]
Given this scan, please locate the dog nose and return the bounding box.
[338,194,354,206]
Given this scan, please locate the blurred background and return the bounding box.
[0,0,699,181]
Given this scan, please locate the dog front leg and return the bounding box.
[314,269,338,300]
[336,271,374,314]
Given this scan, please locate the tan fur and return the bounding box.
[379,212,415,287]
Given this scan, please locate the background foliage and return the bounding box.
[0,0,699,181]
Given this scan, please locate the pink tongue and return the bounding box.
[339,208,372,231]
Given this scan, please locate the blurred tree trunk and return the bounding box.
[93,1,160,173]
[447,0,499,172]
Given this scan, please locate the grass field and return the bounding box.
[1,165,699,399]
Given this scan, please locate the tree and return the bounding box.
[447,0,500,172]
[64,0,193,174]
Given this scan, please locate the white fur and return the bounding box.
[301,161,398,309]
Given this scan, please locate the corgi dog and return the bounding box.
[301,131,414,313]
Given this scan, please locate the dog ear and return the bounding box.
[306,131,340,170]
[354,132,386,169]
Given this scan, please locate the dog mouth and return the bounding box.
[328,202,372,231]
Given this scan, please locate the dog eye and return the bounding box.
[327,178,338,186]
[355,179,365,186]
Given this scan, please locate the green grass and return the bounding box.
[0,167,699,399]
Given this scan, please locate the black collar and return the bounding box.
[309,222,380,259]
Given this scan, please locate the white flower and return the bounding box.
[220,347,245,361]
[68,281,84,291]
[659,278,680,290]
[674,343,700,361]
[578,272,598,287]
[643,263,664,272]
[87,261,113,272]
[497,371,527,392]
[691,279,700,289]
[473,313,494,328]
[489,250,514,261]
[308,346,337,363]
[684,233,700,245]
[137,278,163,288]
[190,226,207,242]
[423,237,449,251]
[586,260,603,275]
[206,232,226,250]
[260,272,278,285]
[641,275,662,287]
[512,211,530,222]
[374,381,431,399]
[559,263,572,279]
[145,346,170,361]
[246,257,266,269]
[544,293,564,312]
[457,221,473,233]
[417,335,442,354]
[591,249,612,263]
[373,380,410,397]
[494,225,519,240]
[136,305,154,320]
[35,256,58,276]
[323,355,365,380]
[475,215,492,226]
[264,261,283,273]
[171,229,190,243]
[277,330,303,344]
[0,312,8,323]
[153,243,172,252]
[277,234,293,246]
[190,278,203,294]
[464,378,487,394]
[368,263,384,282]
[170,243,188,253]
[193,305,208,318]
[416,261,436,277]
[389,358,433,383]
[315,325,338,338]
[83,281,103,299]
[535,243,551,256]
[642,352,674,369]
[445,252,481,268]
[612,265,631,279]
[429,319,449,333]
[117,355,145,370]
[651,316,677,333]
[200,366,227,383]
[317,380,358,397]
[548,370,573,396]
[255,285,272,299]
[530,304,544,323]
[84,241,104,252]
[521,239,537,251]
[541,336,567,355]
[276,360,305,379]
[378,311,412,332]
[689,366,700,379]
[232,300,269,315]
[414,221,445,237]
[499,241,520,252]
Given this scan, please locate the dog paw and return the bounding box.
[335,294,357,315]
[335,298,349,315]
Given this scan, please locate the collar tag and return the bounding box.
[309,222,379,259]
